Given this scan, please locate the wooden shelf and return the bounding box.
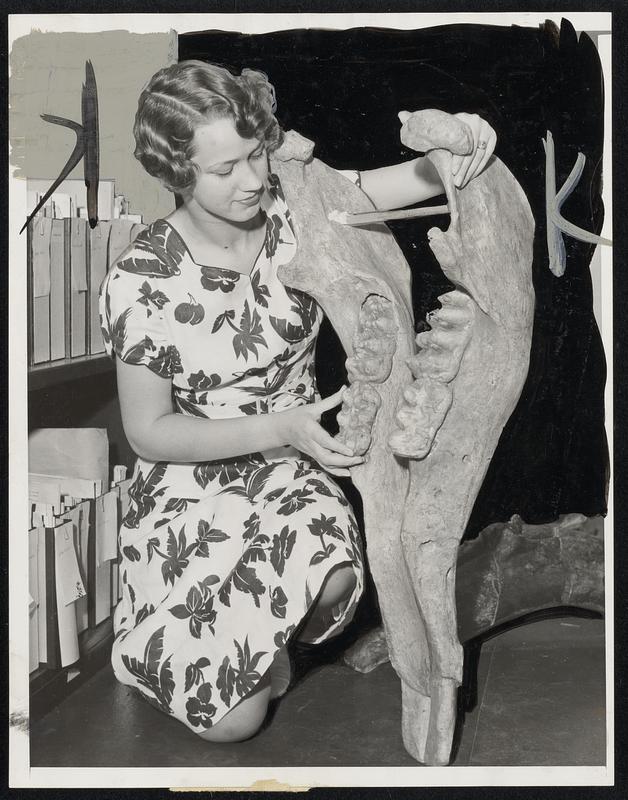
[30,617,114,720]
[29,353,114,391]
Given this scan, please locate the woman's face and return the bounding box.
[186,116,269,223]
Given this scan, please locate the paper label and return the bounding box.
[70,217,88,291]
[96,490,119,566]
[31,215,52,297]
[54,522,87,605]
[29,474,61,506]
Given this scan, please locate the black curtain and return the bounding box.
[179,20,608,540]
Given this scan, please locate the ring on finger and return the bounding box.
[477,140,488,150]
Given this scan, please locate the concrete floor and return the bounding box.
[30,615,606,768]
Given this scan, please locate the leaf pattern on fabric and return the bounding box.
[200,266,241,293]
[216,655,237,707]
[242,512,261,542]
[169,574,220,638]
[274,624,296,649]
[137,280,170,311]
[193,460,242,490]
[120,626,175,713]
[212,309,236,334]
[174,395,209,418]
[219,561,266,608]
[148,344,184,377]
[117,254,179,278]
[270,526,297,577]
[236,360,294,403]
[277,485,316,516]
[233,637,267,697]
[238,398,269,416]
[308,513,344,566]
[186,682,217,729]
[124,335,155,366]
[231,300,268,361]
[308,514,345,542]
[162,497,200,515]
[305,478,336,498]
[133,220,186,276]
[146,525,199,586]
[128,582,136,608]
[251,269,270,308]
[122,544,141,562]
[270,585,288,619]
[267,172,286,203]
[263,486,286,505]
[135,603,155,625]
[184,656,211,693]
[265,213,285,258]
[195,519,229,558]
[294,461,315,480]
[107,307,132,356]
[269,287,319,344]
[219,463,278,504]
[189,370,222,391]
[125,463,168,529]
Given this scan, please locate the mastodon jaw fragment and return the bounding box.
[270,124,535,768]
[389,290,475,458]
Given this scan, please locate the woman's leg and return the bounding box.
[196,670,272,743]
[299,561,357,642]
[198,562,357,740]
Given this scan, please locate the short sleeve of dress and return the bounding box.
[98,229,184,380]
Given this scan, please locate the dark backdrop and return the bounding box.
[179,19,608,540]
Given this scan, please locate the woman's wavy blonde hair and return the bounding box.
[133,60,283,193]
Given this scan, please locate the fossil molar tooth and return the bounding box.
[416,326,470,354]
[388,380,453,459]
[409,298,474,383]
[373,315,397,333]
[403,385,423,405]
[408,349,464,384]
[355,335,397,356]
[390,288,475,457]
[346,355,388,382]
[434,289,475,315]
[336,382,382,457]
[347,295,398,384]
[426,305,473,330]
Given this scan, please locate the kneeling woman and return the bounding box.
[100,60,495,742]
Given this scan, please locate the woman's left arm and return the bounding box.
[359,112,497,211]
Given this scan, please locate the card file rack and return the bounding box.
[26,215,146,391]
[28,472,133,721]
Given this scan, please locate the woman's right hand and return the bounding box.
[278,388,365,476]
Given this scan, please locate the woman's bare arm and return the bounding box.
[359,156,444,211]
[115,358,364,474]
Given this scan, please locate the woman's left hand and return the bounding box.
[450,113,497,189]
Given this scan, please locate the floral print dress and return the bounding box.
[99,174,364,734]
